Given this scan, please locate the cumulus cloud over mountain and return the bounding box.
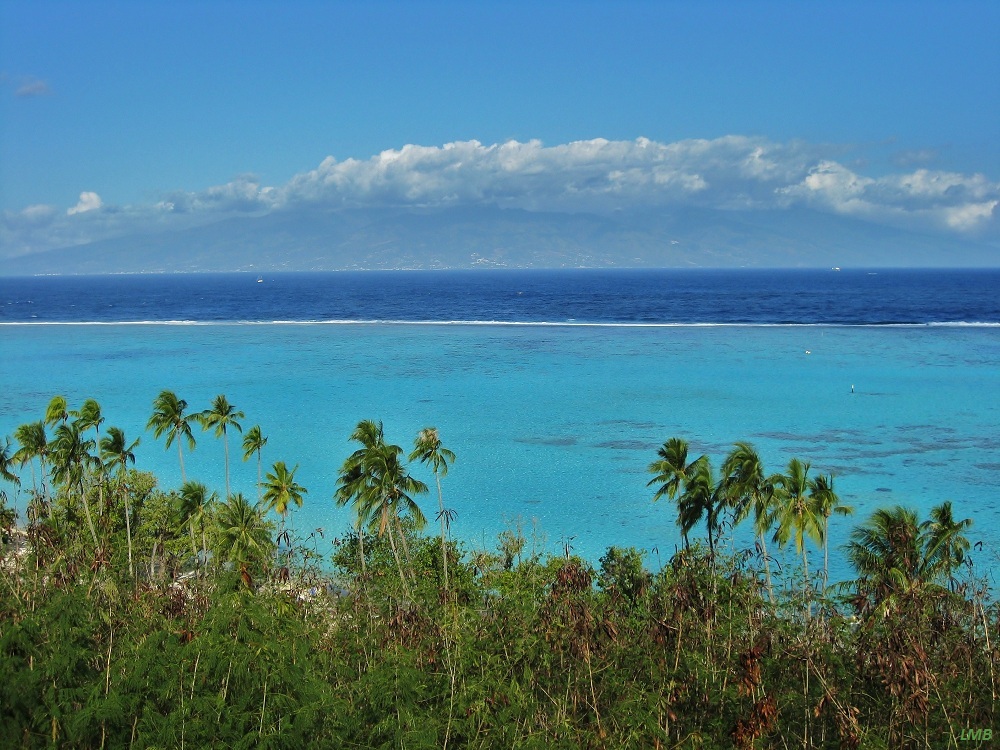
[2,136,998,262]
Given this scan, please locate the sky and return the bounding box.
[1,0,998,260]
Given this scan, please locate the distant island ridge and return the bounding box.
[3,204,997,275]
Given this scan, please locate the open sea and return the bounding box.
[2,268,998,586]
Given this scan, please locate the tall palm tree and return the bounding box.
[721,442,780,602]
[147,390,197,483]
[358,441,428,594]
[0,437,21,488]
[810,473,853,595]
[73,399,103,435]
[199,394,244,500]
[50,421,99,546]
[921,501,972,591]
[214,492,274,573]
[241,425,268,500]
[845,505,944,616]
[178,480,216,569]
[774,458,824,613]
[73,399,108,521]
[14,421,49,513]
[335,420,387,577]
[44,395,69,428]
[337,421,427,593]
[647,438,717,551]
[101,426,140,577]
[261,461,307,542]
[410,427,456,593]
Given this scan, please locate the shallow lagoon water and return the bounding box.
[2,317,998,586]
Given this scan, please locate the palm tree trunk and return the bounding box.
[189,518,198,569]
[256,452,263,502]
[123,491,134,578]
[356,523,367,576]
[760,533,775,604]
[178,442,186,484]
[823,519,830,598]
[223,434,230,501]
[384,514,411,599]
[80,476,99,547]
[802,545,811,619]
[395,513,417,583]
[436,473,449,594]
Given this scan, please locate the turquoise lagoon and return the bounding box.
[1,321,998,586]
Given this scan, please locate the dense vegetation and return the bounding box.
[0,393,996,748]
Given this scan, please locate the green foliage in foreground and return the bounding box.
[1,521,996,748]
[0,394,996,748]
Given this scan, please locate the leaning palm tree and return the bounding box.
[335,420,387,577]
[14,421,49,514]
[178,479,217,570]
[50,421,99,546]
[73,399,108,521]
[100,426,140,577]
[241,425,268,500]
[810,473,853,595]
[261,461,307,543]
[677,456,723,556]
[44,395,69,428]
[921,501,972,591]
[0,437,21,488]
[410,427,457,593]
[214,492,275,574]
[198,394,244,500]
[147,390,198,483]
[846,505,941,617]
[648,437,704,550]
[357,441,428,595]
[774,458,824,615]
[721,442,780,602]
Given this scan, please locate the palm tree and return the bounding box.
[337,421,427,593]
[14,421,49,514]
[178,480,216,569]
[199,394,244,500]
[101,426,140,577]
[647,438,717,551]
[50,421,99,546]
[44,395,69,428]
[810,473,853,595]
[0,437,21,488]
[261,461,307,543]
[846,505,940,616]
[358,441,428,594]
[214,492,274,573]
[774,458,824,613]
[335,420,387,577]
[147,390,198,483]
[241,425,268,500]
[922,501,972,591]
[73,398,103,435]
[721,442,780,602]
[73,399,107,521]
[410,427,456,593]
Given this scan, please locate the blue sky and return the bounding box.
[1,0,998,258]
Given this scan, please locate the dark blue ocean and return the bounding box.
[1,268,998,585]
[3,268,999,324]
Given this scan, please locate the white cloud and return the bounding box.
[275,136,828,213]
[2,136,997,259]
[67,191,103,215]
[778,161,999,233]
